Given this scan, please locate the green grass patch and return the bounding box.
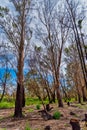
[0,128,6,130]
[63,97,75,103]
[25,123,31,130]
[0,101,14,109]
[0,117,4,121]
[53,111,61,120]
[26,98,41,106]
[36,104,40,110]
[76,103,87,110]
[28,108,34,112]
[26,97,49,106]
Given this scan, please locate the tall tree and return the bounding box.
[0,0,32,117]
[65,0,87,88]
[35,0,69,107]
[64,43,87,102]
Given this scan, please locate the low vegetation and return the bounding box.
[53,111,61,120]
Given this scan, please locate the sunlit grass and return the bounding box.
[0,101,14,109]
[26,97,49,106]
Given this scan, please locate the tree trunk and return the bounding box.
[56,86,63,107]
[0,83,5,102]
[14,82,23,117]
[78,93,81,104]
[51,91,55,103]
[82,86,87,102]
[14,2,25,117]
[45,87,51,103]
[22,86,25,107]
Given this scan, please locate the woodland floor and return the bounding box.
[0,102,87,130]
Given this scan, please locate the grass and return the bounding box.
[76,103,87,110]
[0,116,4,121]
[36,104,40,110]
[26,97,49,106]
[28,108,34,112]
[25,123,31,130]
[63,97,76,103]
[0,128,6,130]
[25,124,40,130]
[26,98,41,106]
[0,101,14,109]
[53,111,61,119]
[0,97,49,109]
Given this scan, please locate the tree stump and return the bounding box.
[44,125,50,130]
[70,119,80,130]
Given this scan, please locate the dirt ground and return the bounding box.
[0,103,87,130]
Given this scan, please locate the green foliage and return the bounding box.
[28,108,34,112]
[36,104,40,110]
[63,97,75,103]
[53,111,61,119]
[64,47,69,54]
[0,6,9,17]
[25,124,31,130]
[0,101,14,109]
[84,45,87,49]
[26,98,41,105]
[78,19,82,29]
[3,128,6,130]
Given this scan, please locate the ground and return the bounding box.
[0,102,87,130]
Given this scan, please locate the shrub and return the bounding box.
[36,104,40,110]
[53,111,61,119]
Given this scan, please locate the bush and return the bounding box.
[53,111,61,119]
[36,104,40,110]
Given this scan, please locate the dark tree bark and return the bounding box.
[82,86,87,102]
[14,83,23,117]
[50,91,56,103]
[56,87,63,107]
[22,86,25,107]
[78,93,81,104]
